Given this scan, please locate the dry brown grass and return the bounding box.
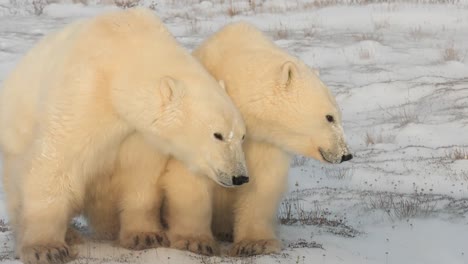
[445,148,468,160]
[366,192,437,221]
[186,17,201,35]
[408,26,432,40]
[32,0,46,15]
[272,22,290,40]
[303,25,318,38]
[373,18,391,30]
[227,0,241,17]
[381,103,421,127]
[359,48,372,60]
[114,0,140,9]
[248,0,258,12]
[291,155,308,167]
[303,0,370,9]
[442,44,465,62]
[278,195,359,237]
[0,219,9,232]
[353,32,383,42]
[324,167,354,180]
[365,131,395,146]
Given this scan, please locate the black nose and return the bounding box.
[341,154,353,162]
[232,175,249,186]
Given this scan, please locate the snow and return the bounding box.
[0,1,467,264]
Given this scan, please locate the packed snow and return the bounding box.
[0,1,467,264]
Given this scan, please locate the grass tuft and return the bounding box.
[366,192,437,221]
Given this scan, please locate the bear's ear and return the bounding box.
[280,61,298,88]
[218,80,226,91]
[159,76,185,103]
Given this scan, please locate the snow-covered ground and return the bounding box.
[0,1,467,263]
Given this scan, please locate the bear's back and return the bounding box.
[0,19,87,155]
[0,8,223,155]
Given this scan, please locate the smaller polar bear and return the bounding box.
[0,8,247,264]
[81,115,247,251]
[157,22,353,256]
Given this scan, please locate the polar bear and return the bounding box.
[81,123,247,251]
[0,9,247,264]
[158,22,353,256]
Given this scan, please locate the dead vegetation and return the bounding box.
[303,25,318,38]
[366,192,437,221]
[324,167,354,180]
[113,0,140,9]
[226,1,241,17]
[288,239,323,249]
[0,220,9,232]
[353,32,383,42]
[445,147,468,160]
[186,17,202,35]
[380,102,421,127]
[408,26,432,40]
[365,131,395,146]
[272,22,290,40]
[442,43,465,62]
[291,155,308,167]
[359,48,371,60]
[278,194,359,237]
[373,18,390,31]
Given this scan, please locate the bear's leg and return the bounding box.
[117,174,169,250]
[84,202,119,240]
[2,154,23,258]
[116,134,169,250]
[160,159,219,256]
[211,186,236,242]
[83,175,120,240]
[229,142,291,257]
[65,225,84,245]
[19,160,78,264]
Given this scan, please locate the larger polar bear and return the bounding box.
[0,8,247,264]
[158,22,353,256]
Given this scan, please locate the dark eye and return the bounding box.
[242,135,245,140]
[214,133,224,141]
[326,115,334,123]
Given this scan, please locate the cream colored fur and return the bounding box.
[0,9,246,263]
[82,79,246,252]
[83,133,169,249]
[159,22,352,256]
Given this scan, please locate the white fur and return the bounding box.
[159,22,352,256]
[0,9,246,263]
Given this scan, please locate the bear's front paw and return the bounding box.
[21,243,76,264]
[171,236,219,256]
[119,231,169,250]
[229,239,281,257]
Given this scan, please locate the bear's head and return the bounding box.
[191,22,352,164]
[140,76,248,187]
[229,60,351,163]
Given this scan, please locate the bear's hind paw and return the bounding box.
[21,243,76,264]
[172,237,219,256]
[229,239,281,257]
[119,231,169,250]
